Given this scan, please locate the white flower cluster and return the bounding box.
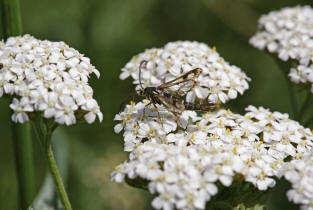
[112,101,313,210]
[250,5,313,93]
[0,34,102,125]
[282,153,313,210]
[120,41,250,103]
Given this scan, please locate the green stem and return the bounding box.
[31,119,72,209]
[286,78,298,119]
[45,143,72,210]
[1,0,23,36]
[274,59,298,120]
[1,0,35,209]
[298,92,312,122]
[11,123,35,210]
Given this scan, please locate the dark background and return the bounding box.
[0,0,311,209]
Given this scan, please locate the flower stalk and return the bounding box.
[46,144,72,210]
[281,72,299,119]
[274,59,313,125]
[298,92,313,122]
[31,118,72,210]
[1,0,35,209]
[274,59,299,120]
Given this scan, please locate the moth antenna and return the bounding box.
[139,60,147,89]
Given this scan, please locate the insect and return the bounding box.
[138,60,216,116]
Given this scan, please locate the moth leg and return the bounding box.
[171,110,185,128]
[155,101,175,128]
[160,102,183,127]
[143,102,152,117]
[151,102,162,121]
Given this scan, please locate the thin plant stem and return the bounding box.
[1,0,35,209]
[274,59,299,120]
[298,92,312,122]
[31,129,70,210]
[286,78,298,119]
[32,119,72,210]
[273,57,313,123]
[45,143,72,210]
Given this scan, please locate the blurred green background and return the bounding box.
[0,0,312,209]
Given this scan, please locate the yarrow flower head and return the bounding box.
[282,153,313,210]
[250,5,313,93]
[120,41,250,104]
[0,34,102,125]
[112,101,313,210]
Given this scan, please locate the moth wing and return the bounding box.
[157,68,202,95]
[155,94,185,112]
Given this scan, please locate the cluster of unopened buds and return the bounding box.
[0,34,102,125]
[113,41,313,209]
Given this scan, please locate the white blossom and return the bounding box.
[112,101,313,210]
[120,41,250,104]
[113,39,313,210]
[282,153,313,210]
[250,5,313,93]
[0,34,102,125]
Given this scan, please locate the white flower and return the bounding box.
[152,192,175,210]
[250,5,313,93]
[81,99,103,124]
[113,38,313,209]
[10,97,33,123]
[282,153,313,210]
[112,101,313,210]
[0,34,102,125]
[54,95,78,125]
[120,41,250,104]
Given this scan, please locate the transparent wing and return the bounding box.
[154,94,185,112]
[157,68,202,95]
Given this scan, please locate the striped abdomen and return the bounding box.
[184,102,215,111]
